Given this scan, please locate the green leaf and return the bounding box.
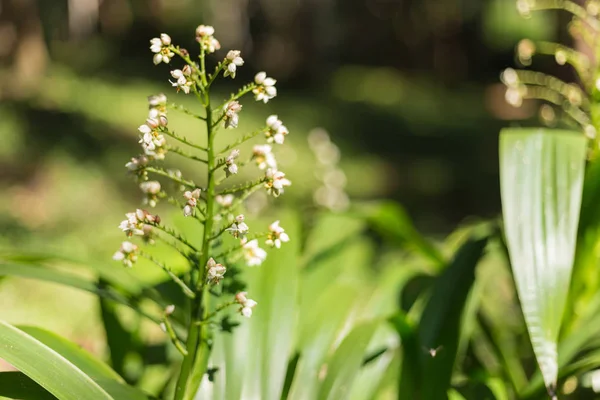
[317,320,380,400]
[0,371,56,400]
[0,262,160,324]
[359,201,445,269]
[499,129,587,392]
[0,320,114,400]
[417,234,489,400]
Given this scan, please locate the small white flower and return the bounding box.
[265,168,291,197]
[223,50,244,79]
[170,69,193,94]
[165,304,175,315]
[224,101,242,129]
[140,181,161,194]
[252,144,277,170]
[216,194,234,207]
[149,36,174,64]
[224,149,240,176]
[183,204,193,217]
[235,292,257,317]
[113,241,138,267]
[206,258,226,284]
[253,72,277,103]
[150,38,163,53]
[119,212,144,236]
[196,25,215,38]
[265,116,288,144]
[266,220,290,248]
[148,93,167,108]
[227,215,249,238]
[160,33,171,46]
[183,188,202,216]
[125,156,148,171]
[241,238,267,266]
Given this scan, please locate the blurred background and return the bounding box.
[0,0,571,373]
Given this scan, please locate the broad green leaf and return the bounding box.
[0,371,56,400]
[0,320,114,400]
[500,129,587,392]
[418,234,489,399]
[317,320,380,400]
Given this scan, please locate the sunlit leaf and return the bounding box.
[500,128,587,393]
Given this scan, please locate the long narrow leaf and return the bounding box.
[500,129,587,393]
[0,321,114,400]
[0,371,56,400]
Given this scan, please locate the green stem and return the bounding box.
[162,129,208,152]
[195,301,236,324]
[140,251,196,299]
[168,146,208,164]
[218,129,264,155]
[175,52,215,399]
[151,223,200,254]
[163,317,189,356]
[168,103,206,121]
[215,83,257,111]
[145,166,197,188]
[218,178,265,195]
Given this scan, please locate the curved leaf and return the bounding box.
[500,129,587,392]
[0,371,56,400]
[0,321,114,400]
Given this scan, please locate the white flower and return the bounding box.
[265,116,288,144]
[150,35,174,64]
[206,258,226,284]
[125,156,148,171]
[196,25,215,37]
[253,72,277,103]
[119,212,143,236]
[140,181,161,194]
[266,220,290,248]
[252,144,277,170]
[223,50,244,79]
[183,188,202,216]
[113,241,138,267]
[227,214,249,238]
[235,292,257,317]
[148,93,167,108]
[224,101,242,129]
[265,168,291,197]
[170,69,193,94]
[138,122,167,160]
[216,194,234,207]
[241,239,267,266]
[224,149,240,176]
[165,304,175,315]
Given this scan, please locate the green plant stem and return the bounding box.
[218,129,264,155]
[145,167,197,188]
[168,103,206,121]
[212,232,269,260]
[140,251,196,299]
[169,146,208,164]
[162,129,208,152]
[175,53,215,399]
[218,177,265,195]
[151,223,200,254]
[215,83,257,111]
[163,317,189,356]
[195,301,236,324]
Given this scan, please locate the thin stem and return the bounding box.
[218,178,265,195]
[154,235,196,263]
[218,184,263,216]
[208,223,232,242]
[162,129,208,152]
[530,0,600,31]
[195,301,236,324]
[215,83,257,111]
[207,62,225,88]
[212,232,269,260]
[215,158,251,186]
[168,103,206,121]
[166,197,206,224]
[169,146,208,164]
[145,166,197,188]
[151,223,201,254]
[171,46,205,91]
[162,317,189,356]
[218,129,264,155]
[140,251,196,299]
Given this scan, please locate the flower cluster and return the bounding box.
[252,144,277,170]
[138,98,168,161]
[266,220,290,248]
[112,241,139,267]
[119,209,158,237]
[195,25,220,53]
[227,214,249,238]
[253,72,277,103]
[150,34,174,65]
[224,149,240,176]
[206,258,226,284]
[170,66,194,94]
[235,292,257,318]
[216,194,234,208]
[140,181,161,207]
[183,188,202,216]
[241,238,268,266]
[264,168,292,197]
[224,101,242,129]
[223,51,244,79]
[265,115,289,144]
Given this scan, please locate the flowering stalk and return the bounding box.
[115,24,293,400]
